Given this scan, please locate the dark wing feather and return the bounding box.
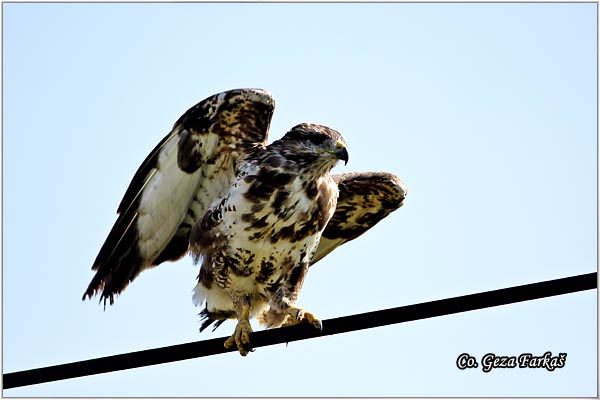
[83,89,274,305]
[310,171,407,265]
[85,134,175,301]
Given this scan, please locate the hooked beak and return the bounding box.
[336,146,349,166]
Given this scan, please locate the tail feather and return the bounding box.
[199,308,229,332]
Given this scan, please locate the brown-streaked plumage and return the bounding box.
[311,172,407,265]
[83,88,407,356]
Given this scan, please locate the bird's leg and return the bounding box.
[258,300,322,330]
[280,302,323,331]
[257,306,287,328]
[264,283,323,331]
[260,262,323,330]
[224,297,254,356]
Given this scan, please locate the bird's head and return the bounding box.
[277,123,349,173]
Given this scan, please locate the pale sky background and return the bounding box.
[2,2,597,397]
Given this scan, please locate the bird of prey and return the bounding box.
[83,88,407,356]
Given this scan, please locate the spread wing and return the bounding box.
[310,171,407,265]
[83,89,275,305]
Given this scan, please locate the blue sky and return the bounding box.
[2,2,597,397]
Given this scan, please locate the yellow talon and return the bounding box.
[282,308,323,331]
[225,304,254,356]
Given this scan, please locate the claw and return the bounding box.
[224,318,254,356]
[303,312,323,331]
[312,318,323,332]
[224,336,237,350]
[283,307,322,331]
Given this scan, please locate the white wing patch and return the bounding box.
[137,132,202,261]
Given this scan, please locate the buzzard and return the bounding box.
[83,88,407,356]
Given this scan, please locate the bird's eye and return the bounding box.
[308,135,326,146]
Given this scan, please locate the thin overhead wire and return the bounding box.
[3,272,596,390]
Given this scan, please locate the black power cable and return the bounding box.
[3,272,596,390]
